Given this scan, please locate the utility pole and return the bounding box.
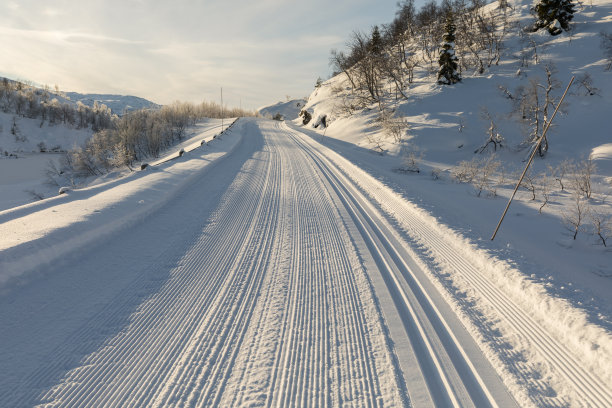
[491,76,574,241]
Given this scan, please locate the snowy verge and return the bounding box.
[0,120,245,290]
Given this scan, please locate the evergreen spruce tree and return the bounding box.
[370,25,383,57]
[532,0,576,36]
[437,14,461,85]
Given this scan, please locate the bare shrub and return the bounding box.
[570,156,596,199]
[538,172,554,214]
[366,132,386,154]
[331,95,360,118]
[378,108,409,143]
[521,170,538,200]
[574,73,600,96]
[452,158,480,183]
[548,159,572,190]
[431,167,442,180]
[514,64,562,157]
[589,205,612,247]
[398,144,423,173]
[563,191,590,240]
[452,156,501,197]
[472,155,501,197]
[45,159,64,187]
[476,109,504,153]
[11,116,27,142]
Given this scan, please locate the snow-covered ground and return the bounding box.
[0,153,63,211]
[0,111,93,211]
[0,117,609,407]
[1,0,611,406]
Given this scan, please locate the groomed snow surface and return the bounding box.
[1,118,610,407]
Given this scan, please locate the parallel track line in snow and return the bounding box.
[20,120,405,407]
[287,125,506,408]
[33,132,275,407]
[293,124,612,408]
[357,164,612,407]
[263,122,391,407]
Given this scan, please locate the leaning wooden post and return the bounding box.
[491,76,574,241]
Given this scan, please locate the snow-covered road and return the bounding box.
[1,118,608,407]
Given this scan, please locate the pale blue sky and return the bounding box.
[0,0,406,109]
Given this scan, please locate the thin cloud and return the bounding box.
[0,0,400,108]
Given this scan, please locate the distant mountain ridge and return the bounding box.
[65,92,161,115]
[0,77,161,116]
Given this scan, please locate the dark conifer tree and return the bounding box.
[437,14,461,85]
[370,25,383,56]
[532,0,576,36]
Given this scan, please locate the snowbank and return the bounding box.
[0,119,245,289]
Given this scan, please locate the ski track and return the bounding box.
[289,123,612,408]
[4,119,407,407]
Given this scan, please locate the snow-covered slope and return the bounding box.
[0,112,94,211]
[258,99,307,120]
[0,112,92,154]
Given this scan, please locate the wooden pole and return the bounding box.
[491,76,574,241]
[221,87,224,133]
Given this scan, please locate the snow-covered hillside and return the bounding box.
[299,0,612,277]
[0,112,92,154]
[295,0,612,405]
[258,99,307,120]
[304,0,612,170]
[0,111,94,211]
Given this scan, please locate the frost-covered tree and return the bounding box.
[531,0,576,36]
[438,13,461,85]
